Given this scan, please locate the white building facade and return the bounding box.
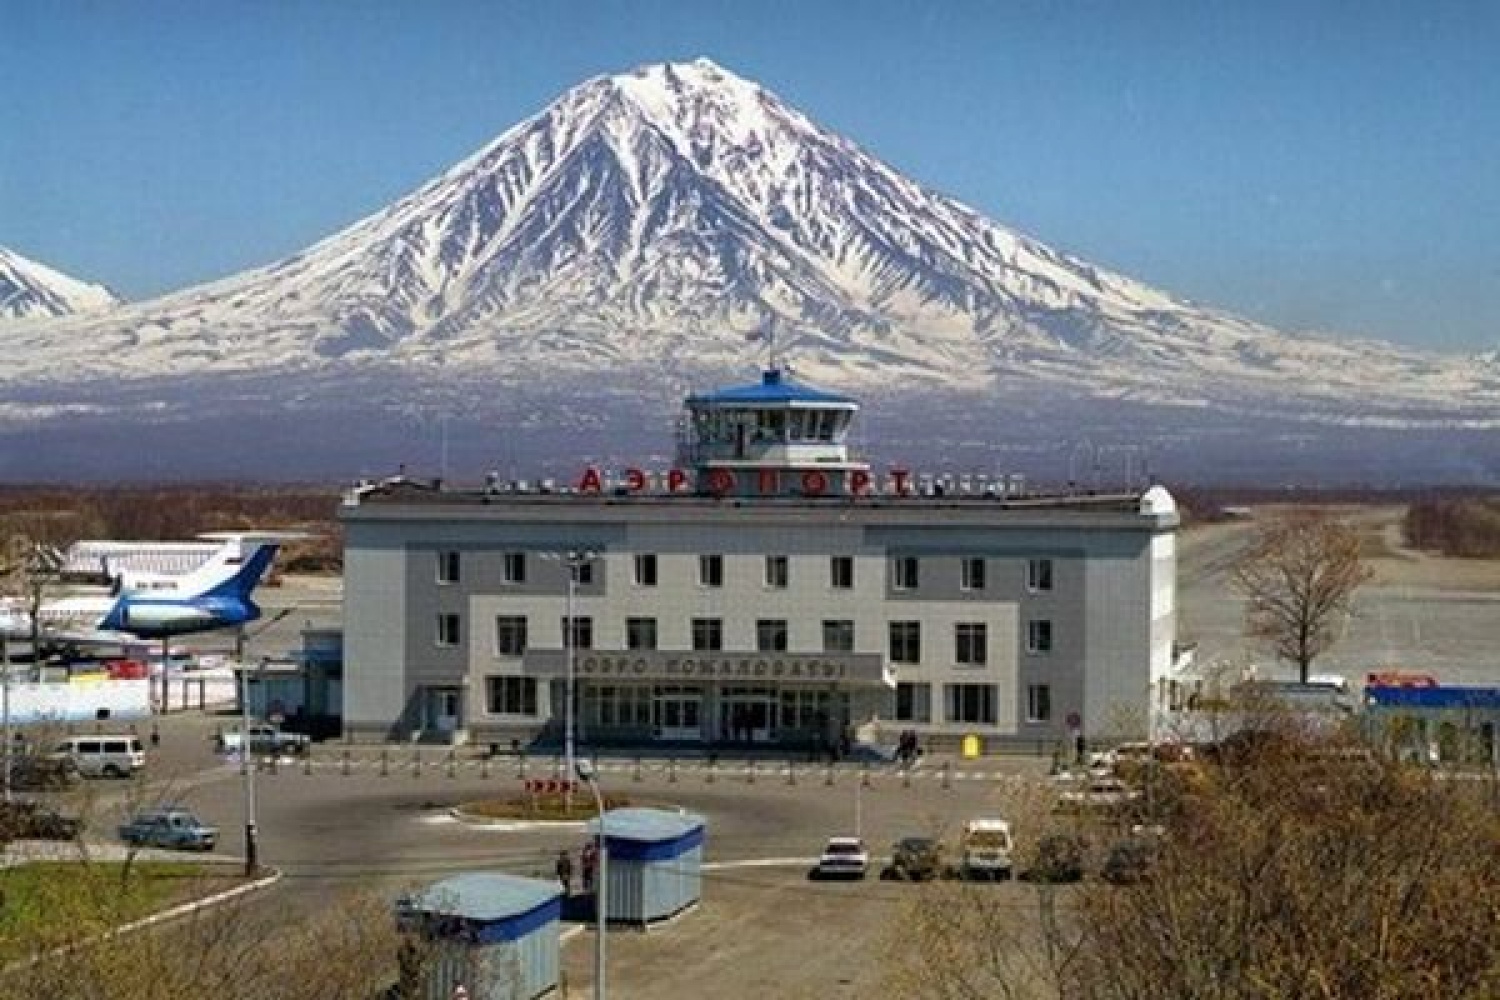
[339,371,1178,752]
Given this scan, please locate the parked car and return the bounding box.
[959,818,1015,880]
[1102,830,1165,884]
[5,753,80,791]
[0,799,83,842]
[1027,833,1089,883]
[811,836,869,880]
[1055,777,1142,815]
[55,735,146,779]
[215,723,311,757]
[118,807,218,851]
[883,836,945,881]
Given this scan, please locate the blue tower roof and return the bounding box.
[688,369,855,407]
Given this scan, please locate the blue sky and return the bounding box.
[4,0,1498,353]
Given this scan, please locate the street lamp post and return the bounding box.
[556,549,597,811]
[240,657,262,876]
[577,759,608,1000]
[1,633,12,804]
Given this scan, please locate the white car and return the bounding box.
[1056,776,1143,814]
[812,836,869,880]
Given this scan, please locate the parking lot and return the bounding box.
[8,709,1064,997]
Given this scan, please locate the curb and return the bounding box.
[3,866,283,974]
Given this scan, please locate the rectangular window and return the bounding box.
[830,556,854,590]
[691,617,723,652]
[955,622,988,666]
[699,554,724,588]
[822,619,855,653]
[764,555,789,589]
[1027,619,1054,653]
[633,554,658,587]
[626,617,657,651]
[485,676,538,715]
[894,682,931,723]
[437,551,460,585]
[1027,684,1052,723]
[756,618,788,652]
[945,683,996,724]
[561,616,593,650]
[573,560,595,585]
[436,613,461,647]
[495,615,528,656]
[888,621,922,664]
[892,556,919,591]
[502,552,527,584]
[960,557,986,591]
[1028,558,1054,592]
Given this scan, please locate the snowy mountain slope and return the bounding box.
[4,59,1497,422]
[0,247,120,323]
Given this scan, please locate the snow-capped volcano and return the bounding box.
[5,56,1499,474]
[0,247,119,323]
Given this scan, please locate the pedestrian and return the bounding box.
[581,839,598,893]
[149,724,161,749]
[555,849,574,894]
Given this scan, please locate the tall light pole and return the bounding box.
[578,759,608,1000]
[1,632,12,804]
[240,656,262,876]
[555,549,597,811]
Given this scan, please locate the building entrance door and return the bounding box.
[426,687,461,734]
[655,690,703,741]
[720,688,776,742]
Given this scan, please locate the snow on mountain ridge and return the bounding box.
[3,58,1495,421]
[0,247,120,323]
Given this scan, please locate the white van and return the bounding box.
[960,818,1015,880]
[56,735,146,778]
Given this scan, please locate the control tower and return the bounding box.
[676,368,870,497]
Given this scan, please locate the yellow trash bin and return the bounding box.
[961,734,982,759]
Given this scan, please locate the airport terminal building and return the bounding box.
[339,370,1179,751]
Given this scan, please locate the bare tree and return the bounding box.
[1230,511,1372,684]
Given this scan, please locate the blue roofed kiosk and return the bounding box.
[399,871,564,999]
[589,807,706,925]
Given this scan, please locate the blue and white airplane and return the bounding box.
[0,533,295,644]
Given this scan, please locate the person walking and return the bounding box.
[581,839,598,893]
[555,849,574,895]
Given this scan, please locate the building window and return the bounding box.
[502,552,527,584]
[1028,558,1054,592]
[955,622,988,666]
[561,616,593,650]
[586,685,654,728]
[699,554,724,588]
[830,556,854,590]
[892,556,919,591]
[822,619,855,653]
[1027,684,1052,723]
[486,676,537,715]
[495,616,528,656]
[945,683,996,724]
[764,555,789,589]
[436,613,461,647]
[960,557,985,591]
[573,560,595,585]
[895,682,931,723]
[691,617,723,651]
[437,551,460,585]
[626,617,657,651]
[1027,619,1054,653]
[889,621,921,664]
[756,618,788,652]
[634,554,658,587]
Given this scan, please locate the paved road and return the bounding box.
[17,713,1060,998]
